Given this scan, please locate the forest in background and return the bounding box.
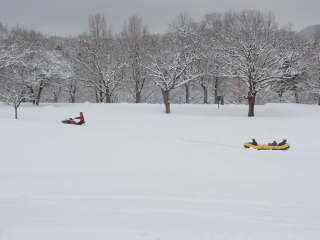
[1,9,320,117]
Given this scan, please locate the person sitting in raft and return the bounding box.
[250,139,258,145]
[268,140,278,146]
[278,139,287,146]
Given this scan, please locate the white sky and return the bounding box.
[1,0,319,36]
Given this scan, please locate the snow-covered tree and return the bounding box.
[218,10,294,116]
[76,14,125,103]
[55,37,83,103]
[147,34,202,113]
[0,40,33,71]
[3,28,72,105]
[21,49,73,105]
[270,28,312,103]
[170,13,198,104]
[200,13,230,104]
[2,11,320,108]
[304,42,320,105]
[0,75,31,119]
[0,28,35,118]
[1,91,24,119]
[120,15,152,103]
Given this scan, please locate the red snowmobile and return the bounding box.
[62,112,85,125]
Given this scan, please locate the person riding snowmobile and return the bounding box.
[73,112,85,125]
[62,112,85,125]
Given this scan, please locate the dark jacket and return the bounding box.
[278,140,287,146]
[268,141,277,146]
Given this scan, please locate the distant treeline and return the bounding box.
[1,10,320,118]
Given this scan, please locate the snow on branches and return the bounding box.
[148,47,202,113]
[216,10,302,116]
[0,81,31,119]
[76,17,125,103]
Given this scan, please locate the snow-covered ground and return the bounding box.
[1,103,320,240]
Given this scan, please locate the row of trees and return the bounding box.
[1,10,320,119]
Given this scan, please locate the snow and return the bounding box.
[1,103,320,240]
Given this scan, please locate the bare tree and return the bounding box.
[2,93,23,119]
[170,13,197,104]
[2,11,320,109]
[0,62,32,119]
[121,15,151,103]
[175,12,226,104]
[304,43,320,105]
[0,28,34,118]
[22,49,72,105]
[218,10,293,116]
[76,14,125,103]
[147,35,202,113]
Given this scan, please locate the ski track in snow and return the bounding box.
[179,138,241,149]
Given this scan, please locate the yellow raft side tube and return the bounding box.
[244,143,290,150]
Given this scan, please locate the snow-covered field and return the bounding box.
[1,103,320,240]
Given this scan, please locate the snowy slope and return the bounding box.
[1,103,320,240]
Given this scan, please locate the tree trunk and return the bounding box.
[95,90,99,103]
[53,93,59,103]
[28,87,36,105]
[135,79,142,103]
[201,85,208,104]
[70,95,76,103]
[318,95,320,106]
[35,86,44,105]
[105,94,112,103]
[248,94,256,117]
[98,76,104,103]
[99,90,104,103]
[70,88,76,103]
[161,89,170,114]
[105,88,112,103]
[185,84,190,104]
[14,106,18,120]
[135,91,141,103]
[294,90,299,104]
[68,80,77,103]
[214,76,219,104]
[278,89,283,103]
[292,87,299,103]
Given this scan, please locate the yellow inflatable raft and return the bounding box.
[244,143,290,150]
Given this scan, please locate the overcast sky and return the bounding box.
[1,0,320,36]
